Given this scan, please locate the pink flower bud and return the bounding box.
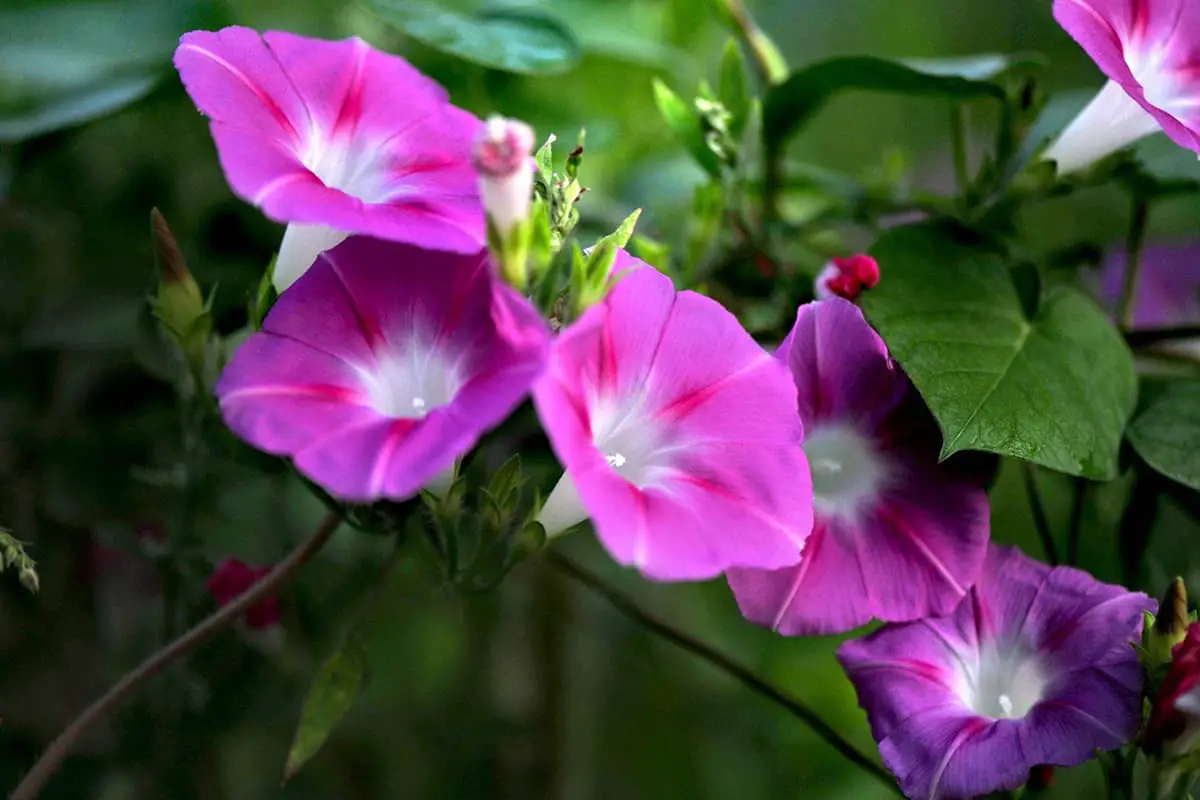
[473,116,535,236]
[206,558,281,630]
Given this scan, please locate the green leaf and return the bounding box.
[1128,382,1200,492]
[652,78,721,178]
[861,222,1137,480]
[366,0,580,74]
[283,633,368,783]
[0,0,222,142]
[763,54,1033,150]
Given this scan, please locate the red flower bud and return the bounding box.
[206,558,281,630]
[1145,623,1200,753]
[815,254,881,301]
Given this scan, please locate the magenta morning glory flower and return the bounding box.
[174,27,484,291]
[1046,0,1200,174]
[533,258,812,581]
[727,298,990,635]
[216,237,549,502]
[839,545,1153,800]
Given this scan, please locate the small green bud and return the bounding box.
[150,209,204,338]
[18,566,38,595]
[1148,578,1191,665]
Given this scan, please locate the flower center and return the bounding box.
[363,347,463,419]
[802,424,887,518]
[302,135,393,204]
[960,646,1047,720]
[590,395,670,487]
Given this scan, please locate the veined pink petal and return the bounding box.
[534,258,812,581]
[175,27,485,290]
[217,237,549,502]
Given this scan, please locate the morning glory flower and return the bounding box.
[727,298,989,635]
[839,545,1152,799]
[1096,241,1200,328]
[174,27,484,290]
[216,237,549,502]
[533,257,812,581]
[1046,0,1200,174]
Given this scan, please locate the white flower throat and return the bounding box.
[802,424,888,518]
[958,645,1047,720]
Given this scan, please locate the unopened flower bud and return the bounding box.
[814,254,881,301]
[473,116,535,237]
[1145,623,1200,754]
[151,209,204,333]
[1149,578,1191,665]
[18,565,38,595]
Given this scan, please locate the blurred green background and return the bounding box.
[2,0,1199,798]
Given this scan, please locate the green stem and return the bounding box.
[1119,196,1150,330]
[12,511,343,800]
[1022,463,1060,566]
[548,551,903,796]
[1066,479,1087,566]
[951,104,971,201]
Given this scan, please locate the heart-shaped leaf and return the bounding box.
[1128,382,1200,492]
[861,222,1137,480]
[763,53,1036,151]
[367,0,580,74]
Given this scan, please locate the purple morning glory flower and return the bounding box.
[1096,241,1200,328]
[839,544,1153,800]
[216,237,549,502]
[533,258,813,581]
[727,298,990,635]
[1046,0,1200,174]
[174,27,484,290]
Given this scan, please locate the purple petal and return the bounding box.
[838,544,1150,800]
[781,298,907,431]
[728,299,989,634]
[1096,241,1200,329]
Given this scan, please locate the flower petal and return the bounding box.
[782,297,907,433]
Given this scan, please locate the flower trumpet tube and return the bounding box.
[1046,0,1200,174]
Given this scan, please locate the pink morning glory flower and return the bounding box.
[839,545,1152,800]
[727,298,990,635]
[216,236,549,502]
[533,257,812,581]
[1046,0,1200,174]
[174,27,484,291]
